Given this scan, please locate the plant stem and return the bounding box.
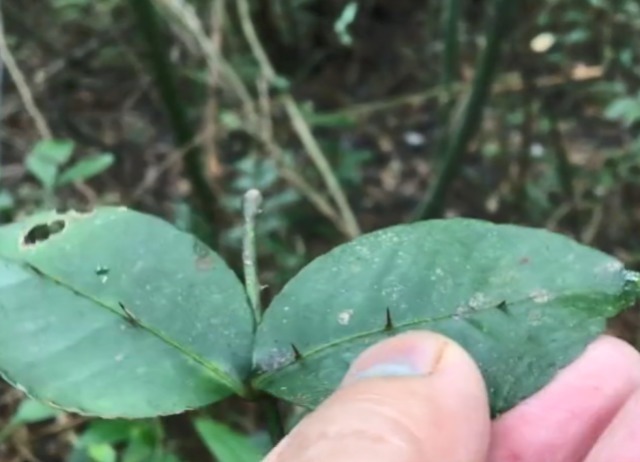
[0,9,52,140]
[241,189,286,446]
[235,0,361,238]
[442,0,461,94]
[242,189,263,324]
[548,115,575,203]
[414,0,517,219]
[262,395,286,445]
[433,0,462,165]
[130,0,221,240]
[514,75,534,218]
[546,110,581,237]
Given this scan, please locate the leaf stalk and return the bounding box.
[242,189,263,325]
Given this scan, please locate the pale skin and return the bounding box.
[265,331,640,462]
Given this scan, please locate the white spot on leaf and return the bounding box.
[337,309,354,325]
[531,289,552,304]
[597,261,623,274]
[469,292,488,309]
[454,306,469,319]
[258,348,291,373]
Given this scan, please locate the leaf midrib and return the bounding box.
[253,287,626,387]
[1,256,245,395]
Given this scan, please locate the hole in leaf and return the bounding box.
[23,220,66,246]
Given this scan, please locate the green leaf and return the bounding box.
[120,433,159,462]
[0,190,14,211]
[11,398,60,424]
[31,139,76,165]
[88,444,117,462]
[253,219,638,416]
[68,445,183,462]
[119,419,181,462]
[604,97,640,126]
[0,398,61,443]
[26,155,59,190]
[25,140,76,188]
[75,420,144,447]
[334,1,359,46]
[0,207,254,418]
[67,447,95,462]
[69,420,170,462]
[57,153,115,186]
[193,417,264,462]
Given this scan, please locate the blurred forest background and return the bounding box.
[2,0,640,460]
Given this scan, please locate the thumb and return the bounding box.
[265,331,491,462]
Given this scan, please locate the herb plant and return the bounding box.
[0,190,637,446]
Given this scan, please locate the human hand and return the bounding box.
[264,331,640,462]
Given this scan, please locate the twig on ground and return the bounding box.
[0,10,52,139]
[131,130,207,200]
[131,0,226,242]
[0,163,23,180]
[278,166,346,233]
[1,32,115,121]
[131,123,345,235]
[415,0,518,219]
[312,66,604,124]
[155,0,351,237]
[581,203,604,245]
[154,0,257,128]
[254,75,347,233]
[200,0,225,182]
[235,0,361,238]
[546,202,572,230]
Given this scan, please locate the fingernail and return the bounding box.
[342,332,447,385]
[351,362,424,381]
